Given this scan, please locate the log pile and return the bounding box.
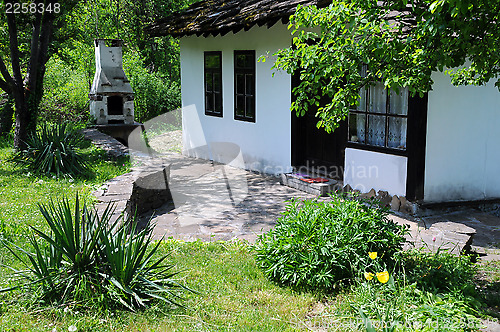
[145,0,332,38]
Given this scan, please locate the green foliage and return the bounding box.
[124,51,181,122]
[351,280,483,331]
[271,0,500,131]
[348,250,484,331]
[1,195,189,311]
[11,123,91,178]
[400,249,478,294]
[39,56,90,123]
[254,195,408,290]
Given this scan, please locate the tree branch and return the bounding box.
[0,78,10,93]
[5,12,24,89]
[0,57,14,88]
[37,12,54,68]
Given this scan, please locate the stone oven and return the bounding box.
[89,39,134,125]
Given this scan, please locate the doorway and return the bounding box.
[291,74,347,179]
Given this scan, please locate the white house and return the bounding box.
[146,0,500,204]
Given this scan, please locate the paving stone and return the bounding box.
[96,194,131,203]
[471,212,500,227]
[366,188,376,198]
[377,190,391,206]
[106,184,133,195]
[429,221,477,236]
[343,184,352,193]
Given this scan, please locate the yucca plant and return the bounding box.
[12,122,91,177]
[0,194,189,310]
[99,222,187,310]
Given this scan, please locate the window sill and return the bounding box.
[346,142,407,157]
[205,112,223,118]
[234,116,256,123]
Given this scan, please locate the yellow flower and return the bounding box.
[364,272,374,281]
[376,271,390,284]
[368,252,377,260]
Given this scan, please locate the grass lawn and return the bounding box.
[0,137,499,331]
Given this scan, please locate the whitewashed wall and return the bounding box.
[425,72,500,202]
[344,148,408,197]
[180,25,293,174]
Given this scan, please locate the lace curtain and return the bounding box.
[349,85,408,150]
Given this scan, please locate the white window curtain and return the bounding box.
[367,82,386,146]
[388,88,408,149]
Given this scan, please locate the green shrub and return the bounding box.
[12,122,91,177]
[1,195,189,311]
[40,56,90,124]
[124,50,181,123]
[399,249,478,294]
[254,195,408,291]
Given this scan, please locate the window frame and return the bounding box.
[234,50,256,123]
[204,51,223,117]
[347,84,409,156]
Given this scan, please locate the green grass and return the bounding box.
[0,139,316,331]
[0,240,317,331]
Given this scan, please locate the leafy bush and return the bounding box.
[399,249,478,294]
[254,195,408,290]
[40,56,90,124]
[12,122,91,177]
[1,195,189,311]
[124,50,181,123]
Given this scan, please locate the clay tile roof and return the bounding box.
[145,0,333,38]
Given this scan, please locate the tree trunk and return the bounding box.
[0,1,78,148]
[0,94,14,136]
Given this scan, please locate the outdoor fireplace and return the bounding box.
[89,39,134,125]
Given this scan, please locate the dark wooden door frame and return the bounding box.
[290,71,347,178]
[405,93,428,201]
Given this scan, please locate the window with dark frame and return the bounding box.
[348,78,409,152]
[204,51,223,117]
[234,50,256,122]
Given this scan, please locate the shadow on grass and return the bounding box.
[0,142,130,183]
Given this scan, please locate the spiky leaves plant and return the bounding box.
[0,195,189,310]
[12,122,91,177]
[99,222,188,311]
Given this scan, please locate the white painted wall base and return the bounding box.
[344,148,408,197]
[425,72,500,202]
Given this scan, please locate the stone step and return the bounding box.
[390,216,476,255]
[281,173,340,196]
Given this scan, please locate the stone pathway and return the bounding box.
[82,128,129,158]
[137,156,315,242]
[136,153,500,260]
[87,130,500,261]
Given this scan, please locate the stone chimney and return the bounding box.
[89,39,134,125]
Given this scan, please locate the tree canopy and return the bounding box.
[0,0,197,146]
[270,0,500,132]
